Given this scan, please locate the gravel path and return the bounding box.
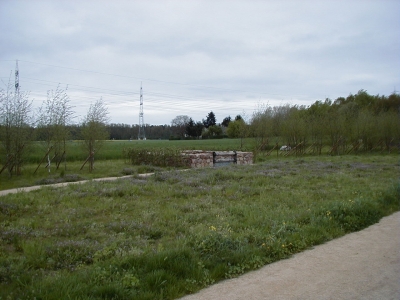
[181,211,400,300]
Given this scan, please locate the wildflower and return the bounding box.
[209,226,217,231]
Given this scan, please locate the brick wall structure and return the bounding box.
[236,151,254,165]
[181,150,253,168]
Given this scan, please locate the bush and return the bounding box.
[123,148,189,168]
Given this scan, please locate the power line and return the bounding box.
[18,75,254,109]
[16,59,276,95]
[2,59,311,105]
[0,59,293,124]
[138,83,146,140]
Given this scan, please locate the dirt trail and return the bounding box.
[181,211,400,300]
[0,173,154,197]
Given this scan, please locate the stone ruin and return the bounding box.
[181,150,253,168]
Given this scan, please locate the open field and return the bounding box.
[0,139,251,190]
[14,139,252,164]
[0,139,244,190]
[1,138,397,191]
[0,155,398,299]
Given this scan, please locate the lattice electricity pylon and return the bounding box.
[15,59,20,94]
[138,83,146,140]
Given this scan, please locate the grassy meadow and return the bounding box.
[0,139,251,191]
[21,139,251,164]
[0,154,399,299]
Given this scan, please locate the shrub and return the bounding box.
[123,147,189,168]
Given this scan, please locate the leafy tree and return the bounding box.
[143,124,172,140]
[203,124,223,139]
[250,104,273,151]
[185,118,204,139]
[377,110,400,152]
[281,106,307,150]
[227,120,242,138]
[227,117,248,149]
[194,122,204,138]
[270,105,291,142]
[355,110,378,151]
[325,102,344,155]
[221,116,231,127]
[0,78,33,175]
[306,100,330,154]
[185,118,195,138]
[337,100,359,148]
[245,90,400,154]
[203,111,216,128]
[354,89,376,108]
[80,98,109,172]
[235,115,243,121]
[373,92,400,113]
[107,123,133,140]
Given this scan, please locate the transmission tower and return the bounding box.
[15,59,20,95]
[138,83,146,140]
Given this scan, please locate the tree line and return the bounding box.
[0,82,109,174]
[170,90,399,155]
[1,77,399,176]
[168,90,400,154]
[249,90,399,154]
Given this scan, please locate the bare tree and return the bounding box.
[171,115,190,138]
[80,98,109,172]
[36,84,74,172]
[0,78,33,175]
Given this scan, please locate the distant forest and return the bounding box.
[31,89,400,145]
[2,88,400,143]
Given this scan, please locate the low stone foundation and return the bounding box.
[181,150,213,168]
[182,150,253,168]
[236,151,254,165]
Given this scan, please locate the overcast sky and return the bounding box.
[1,0,399,125]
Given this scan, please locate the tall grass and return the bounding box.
[0,155,398,299]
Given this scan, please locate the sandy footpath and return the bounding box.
[181,211,400,300]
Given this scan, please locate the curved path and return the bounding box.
[181,211,400,300]
[0,174,153,197]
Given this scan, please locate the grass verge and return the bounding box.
[0,155,399,299]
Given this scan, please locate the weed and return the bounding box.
[0,155,398,299]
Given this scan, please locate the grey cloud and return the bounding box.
[0,0,399,125]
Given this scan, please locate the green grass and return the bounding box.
[8,139,252,164]
[0,139,252,190]
[1,138,396,191]
[0,160,149,191]
[0,155,398,299]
